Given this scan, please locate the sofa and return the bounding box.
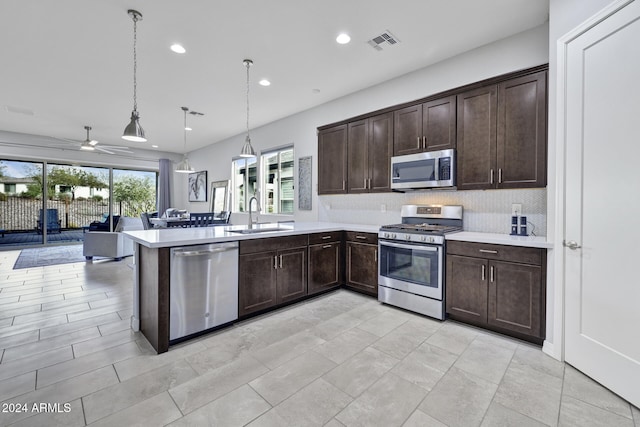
[83,216,143,260]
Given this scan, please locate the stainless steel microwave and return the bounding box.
[390,149,456,190]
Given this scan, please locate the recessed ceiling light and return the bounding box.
[259,79,271,86]
[151,144,158,148]
[170,44,186,54]
[185,127,192,131]
[312,88,321,94]
[336,33,351,44]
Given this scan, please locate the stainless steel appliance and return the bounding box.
[390,149,455,190]
[378,205,462,319]
[170,241,239,340]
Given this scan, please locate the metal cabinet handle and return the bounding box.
[355,235,367,240]
[322,235,332,240]
[490,169,494,185]
[417,136,421,147]
[563,240,582,250]
[481,264,486,281]
[490,266,495,283]
[422,136,426,149]
[342,180,345,191]
[364,178,367,189]
[322,244,332,249]
[479,249,498,254]
[374,249,378,262]
[368,178,371,189]
[498,168,503,184]
[274,255,278,269]
[279,254,283,269]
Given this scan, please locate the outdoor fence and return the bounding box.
[0,196,143,231]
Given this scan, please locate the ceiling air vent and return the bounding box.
[367,30,400,51]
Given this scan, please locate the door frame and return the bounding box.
[550,0,635,362]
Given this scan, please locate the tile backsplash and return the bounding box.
[318,188,547,236]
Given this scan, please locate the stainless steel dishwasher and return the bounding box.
[170,241,238,340]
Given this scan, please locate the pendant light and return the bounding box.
[239,59,256,157]
[122,9,146,142]
[80,126,96,151]
[175,107,195,173]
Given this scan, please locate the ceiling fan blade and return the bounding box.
[99,145,133,153]
[95,146,115,155]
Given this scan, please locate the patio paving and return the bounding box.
[0,229,85,248]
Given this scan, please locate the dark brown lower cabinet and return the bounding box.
[308,241,341,295]
[446,241,545,343]
[345,232,378,297]
[239,235,308,317]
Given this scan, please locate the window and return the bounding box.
[261,147,294,214]
[231,157,257,212]
[5,183,16,194]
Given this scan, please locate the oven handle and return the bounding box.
[379,240,439,252]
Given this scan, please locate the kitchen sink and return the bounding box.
[228,227,286,234]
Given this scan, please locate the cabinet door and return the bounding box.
[423,96,456,151]
[346,242,378,296]
[497,71,547,188]
[347,119,369,193]
[308,242,341,295]
[368,112,393,192]
[318,125,348,194]
[445,255,488,324]
[393,104,423,156]
[239,251,277,316]
[488,260,543,338]
[276,246,307,304]
[456,85,498,190]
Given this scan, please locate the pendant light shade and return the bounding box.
[175,155,194,173]
[175,106,203,173]
[239,59,256,158]
[122,9,147,142]
[122,111,146,142]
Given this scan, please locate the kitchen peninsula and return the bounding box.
[125,222,379,353]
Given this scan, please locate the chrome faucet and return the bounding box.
[248,196,259,229]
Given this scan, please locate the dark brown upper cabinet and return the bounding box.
[347,112,393,193]
[497,71,547,188]
[393,96,456,156]
[318,124,348,195]
[456,86,498,190]
[457,71,547,190]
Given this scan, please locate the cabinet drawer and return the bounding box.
[239,235,309,255]
[308,231,342,245]
[344,231,378,245]
[446,241,543,265]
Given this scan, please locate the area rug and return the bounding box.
[13,245,91,269]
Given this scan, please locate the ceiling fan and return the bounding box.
[55,126,134,155]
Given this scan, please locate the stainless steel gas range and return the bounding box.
[378,205,463,320]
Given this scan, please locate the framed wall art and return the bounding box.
[188,170,207,202]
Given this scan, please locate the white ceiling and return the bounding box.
[0,0,548,154]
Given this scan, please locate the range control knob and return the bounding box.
[391,233,397,239]
[420,235,427,242]
[428,236,435,243]
[405,234,411,241]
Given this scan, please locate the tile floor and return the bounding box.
[0,249,638,427]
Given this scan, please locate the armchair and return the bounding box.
[36,208,62,234]
[83,216,143,260]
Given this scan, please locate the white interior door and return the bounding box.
[564,0,640,408]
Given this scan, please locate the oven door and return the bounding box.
[378,239,443,300]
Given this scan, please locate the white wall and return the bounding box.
[179,23,550,227]
[544,0,617,360]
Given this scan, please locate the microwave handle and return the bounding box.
[434,156,440,181]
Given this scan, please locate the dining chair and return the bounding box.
[190,212,215,227]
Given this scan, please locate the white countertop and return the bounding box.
[124,222,380,248]
[125,221,552,249]
[446,231,552,249]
